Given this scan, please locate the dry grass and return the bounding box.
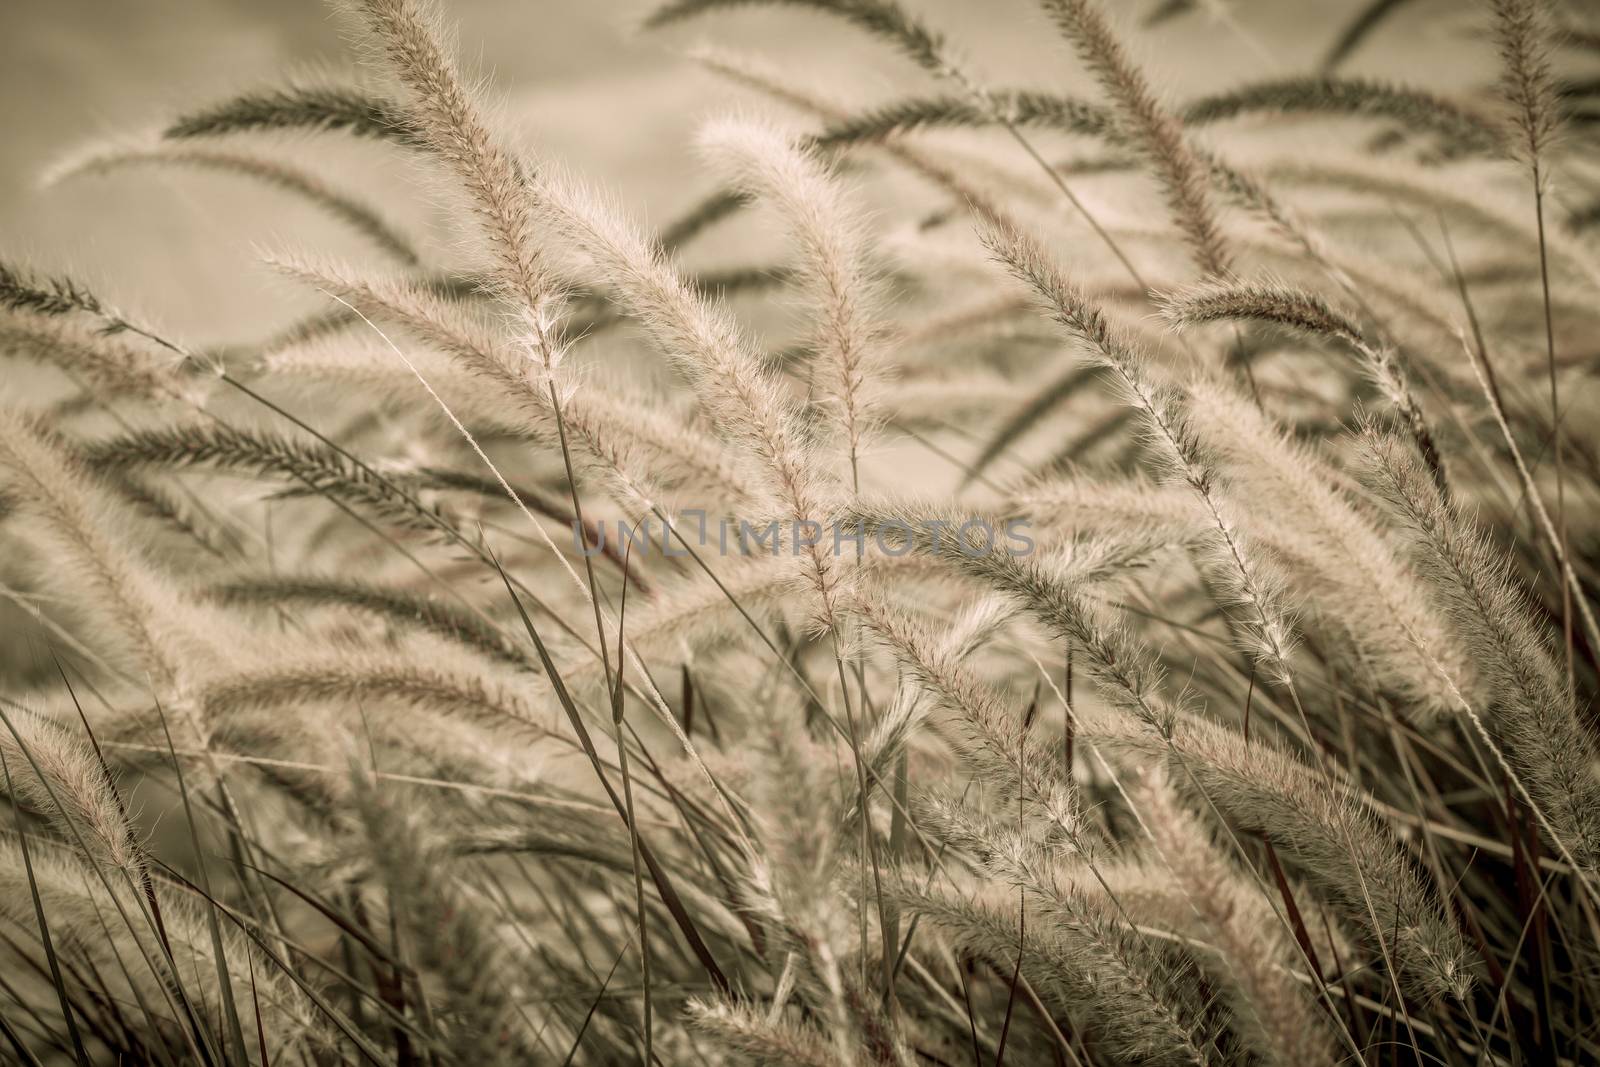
[2,0,1600,1063]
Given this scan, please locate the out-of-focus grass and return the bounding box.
[2,0,1466,342]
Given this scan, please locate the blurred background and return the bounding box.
[0,0,1484,346]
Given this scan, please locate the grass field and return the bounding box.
[2,1,1599,1064]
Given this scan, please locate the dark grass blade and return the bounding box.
[1141,0,1190,27]
[967,364,1102,484]
[0,746,94,1067]
[957,958,982,1067]
[0,943,83,1059]
[643,0,946,71]
[164,84,425,147]
[212,574,538,673]
[992,896,1025,1067]
[0,1005,47,1067]
[558,938,631,1067]
[152,700,251,1066]
[1263,840,1325,986]
[153,857,397,1066]
[658,189,749,251]
[488,546,732,995]
[50,655,183,968]
[882,746,909,1004]
[0,680,208,1063]
[245,953,270,1067]
[610,539,654,1061]
[221,864,434,1045]
[238,862,399,966]
[1321,0,1412,71]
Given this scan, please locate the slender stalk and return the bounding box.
[1532,173,1572,692]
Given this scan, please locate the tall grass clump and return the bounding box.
[2,0,1599,1062]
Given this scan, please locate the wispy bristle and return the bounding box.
[1040,0,1231,277]
[699,117,887,487]
[1490,0,1561,175]
[354,0,561,355]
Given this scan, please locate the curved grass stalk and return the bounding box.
[1079,708,1472,1001]
[699,118,888,491]
[649,0,1153,288]
[1160,277,1445,496]
[0,312,187,400]
[0,413,218,696]
[44,144,420,266]
[851,494,1474,1000]
[1040,0,1232,279]
[906,879,1224,1066]
[211,575,534,670]
[348,765,536,1065]
[686,997,845,1067]
[1182,378,1472,716]
[1119,769,1339,1066]
[1360,423,1600,874]
[164,81,424,146]
[1181,76,1502,156]
[0,706,144,879]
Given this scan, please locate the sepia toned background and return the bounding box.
[2,0,1483,346]
[2,2,1598,1063]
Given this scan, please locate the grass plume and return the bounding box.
[3,0,1598,1062]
